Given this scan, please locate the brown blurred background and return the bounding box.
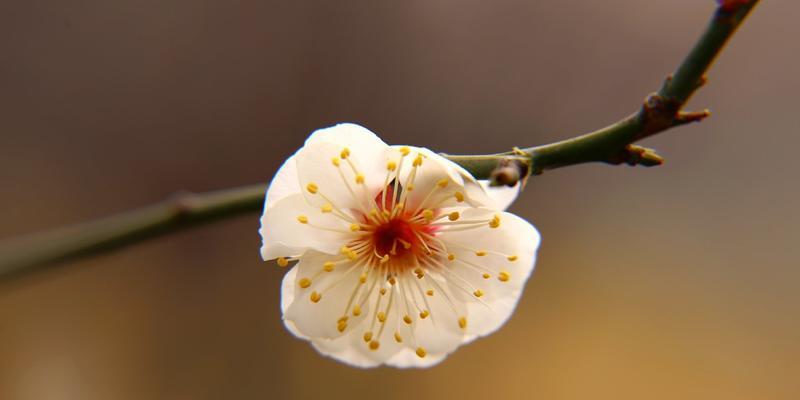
[0,0,797,399]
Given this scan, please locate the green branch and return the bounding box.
[0,1,760,281]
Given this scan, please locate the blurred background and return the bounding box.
[0,0,797,399]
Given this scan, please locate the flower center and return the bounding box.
[369,213,435,260]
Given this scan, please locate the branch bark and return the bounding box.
[0,1,760,281]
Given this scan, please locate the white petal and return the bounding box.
[479,181,521,210]
[280,266,309,340]
[284,251,370,339]
[385,347,448,368]
[436,208,540,340]
[295,140,388,212]
[264,154,301,211]
[259,193,352,260]
[305,123,388,151]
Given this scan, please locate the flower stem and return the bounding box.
[0,1,759,281]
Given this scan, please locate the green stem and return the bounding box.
[0,1,759,281]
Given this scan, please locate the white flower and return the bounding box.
[259,123,541,368]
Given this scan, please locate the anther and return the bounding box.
[387,161,397,171]
[377,312,387,323]
[403,315,413,325]
[507,255,518,262]
[482,273,491,279]
[454,192,465,202]
[363,331,373,342]
[394,332,403,343]
[332,157,340,167]
[320,203,333,213]
[400,147,410,156]
[310,291,322,303]
[353,304,362,316]
[426,289,434,296]
[447,253,456,261]
[359,274,367,284]
[458,317,467,329]
[276,257,289,267]
[337,320,347,333]
[422,209,434,221]
[297,215,308,224]
[473,289,484,297]
[475,250,487,257]
[489,214,501,228]
[340,148,351,159]
[436,178,449,188]
[448,212,460,221]
[419,310,429,319]
[355,174,365,184]
[380,254,390,264]
[298,278,311,288]
[306,183,319,194]
[412,154,424,167]
[388,277,397,285]
[380,288,387,295]
[369,340,380,350]
[415,347,427,358]
[498,271,510,282]
[350,223,361,232]
[323,261,335,272]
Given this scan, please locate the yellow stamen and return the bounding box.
[426,289,434,296]
[403,315,412,325]
[394,332,403,343]
[473,289,484,297]
[447,253,456,261]
[422,209,434,221]
[276,257,289,267]
[387,161,397,171]
[399,147,410,156]
[454,191,465,202]
[377,312,387,322]
[320,203,333,213]
[323,261,335,272]
[416,347,427,358]
[337,321,347,332]
[507,255,518,262]
[489,214,501,228]
[297,215,308,224]
[359,274,367,284]
[475,250,487,257]
[498,271,510,282]
[332,157,340,167]
[448,212,460,221]
[298,278,311,288]
[353,304,362,316]
[380,288,387,295]
[369,340,380,350]
[482,273,491,279]
[419,310,429,319]
[363,331,373,342]
[458,317,467,329]
[355,174,365,184]
[436,178,449,188]
[350,223,361,232]
[412,154,423,167]
[306,183,318,194]
[340,147,351,159]
[310,291,321,303]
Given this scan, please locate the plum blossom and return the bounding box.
[260,123,540,368]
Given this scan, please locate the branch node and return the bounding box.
[169,191,200,220]
[608,145,664,167]
[489,155,530,187]
[675,109,712,126]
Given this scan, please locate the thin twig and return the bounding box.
[0,1,760,281]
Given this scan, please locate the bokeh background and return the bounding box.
[1,0,797,399]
